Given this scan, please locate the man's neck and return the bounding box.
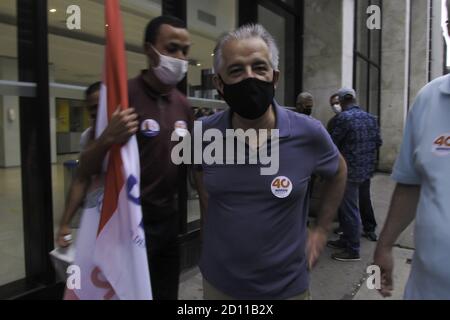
[142,69,173,95]
[343,103,355,111]
[232,105,276,132]
[232,105,276,149]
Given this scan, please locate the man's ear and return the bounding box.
[144,42,159,68]
[213,75,224,96]
[272,70,280,89]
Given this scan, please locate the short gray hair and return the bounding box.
[213,24,279,73]
[297,92,314,103]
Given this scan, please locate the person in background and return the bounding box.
[327,92,379,242]
[77,15,194,300]
[296,92,314,116]
[327,88,382,261]
[326,93,341,132]
[56,81,101,248]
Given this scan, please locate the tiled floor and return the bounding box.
[0,154,77,286]
[0,154,201,286]
[0,165,24,285]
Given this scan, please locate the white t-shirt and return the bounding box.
[79,127,93,151]
[78,127,104,207]
[392,74,450,299]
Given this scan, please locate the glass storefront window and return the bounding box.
[369,65,380,117]
[0,0,26,286]
[354,0,382,117]
[186,0,237,101]
[280,0,296,8]
[186,0,237,224]
[356,0,370,58]
[259,5,286,105]
[258,3,296,106]
[355,57,369,110]
[258,3,296,107]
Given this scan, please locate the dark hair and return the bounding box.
[85,81,101,99]
[330,93,339,99]
[341,95,356,105]
[144,15,187,45]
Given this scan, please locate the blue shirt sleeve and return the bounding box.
[313,121,340,178]
[374,117,383,148]
[330,114,348,148]
[391,103,421,185]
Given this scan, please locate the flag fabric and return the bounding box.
[64,0,152,300]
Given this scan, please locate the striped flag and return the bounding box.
[64,0,152,300]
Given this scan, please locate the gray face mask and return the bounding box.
[331,104,342,114]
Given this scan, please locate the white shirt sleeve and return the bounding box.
[79,127,92,151]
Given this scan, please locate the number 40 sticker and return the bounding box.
[271,176,293,198]
[432,134,450,156]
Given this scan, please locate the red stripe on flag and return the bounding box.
[98,146,124,234]
[97,0,129,235]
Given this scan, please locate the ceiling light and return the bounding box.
[49,9,57,13]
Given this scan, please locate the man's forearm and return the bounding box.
[316,155,348,233]
[378,183,420,248]
[78,134,112,179]
[78,107,139,178]
[59,174,90,227]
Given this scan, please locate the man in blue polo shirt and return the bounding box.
[193,24,348,300]
[374,49,450,298]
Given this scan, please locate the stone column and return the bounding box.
[430,0,444,80]
[379,0,444,171]
[379,0,410,171]
[303,0,344,126]
[409,0,430,104]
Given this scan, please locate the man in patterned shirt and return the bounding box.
[327,88,382,261]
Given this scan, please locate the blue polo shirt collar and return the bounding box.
[346,105,360,111]
[219,100,291,138]
[439,74,450,95]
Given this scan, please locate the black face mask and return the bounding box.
[302,108,312,116]
[219,76,275,120]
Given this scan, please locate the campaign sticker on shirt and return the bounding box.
[432,133,450,156]
[271,176,293,199]
[174,120,188,137]
[141,119,160,137]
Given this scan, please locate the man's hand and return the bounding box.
[77,107,139,179]
[371,183,420,298]
[102,107,139,146]
[373,245,394,297]
[308,155,346,270]
[56,224,73,248]
[307,227,328,270]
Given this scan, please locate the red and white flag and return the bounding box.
[65,0,152,300]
